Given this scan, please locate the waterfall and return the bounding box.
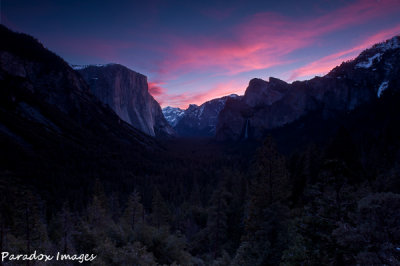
[244,119,249,139]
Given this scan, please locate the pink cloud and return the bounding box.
[156,0,400,79]
[148,81,167,105]
[148,81,166,96]
[199,79,246,101]
[157,15,299,77]
[157,79,246,109]
[288,24,400,81]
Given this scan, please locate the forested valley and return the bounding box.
[2,95,400,265]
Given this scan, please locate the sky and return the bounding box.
[1,0,400,108]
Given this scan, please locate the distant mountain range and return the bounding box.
[162,94,240,136]
[161,36,400,140]
[3,22,399,145]
[216,36,400,141]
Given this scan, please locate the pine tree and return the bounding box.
[0,187,13,257]
[13,190,50,262]
[151,188,171,229]
[240,136,290,265]
[93,178,108,209]
[255,136,289,203]
[75,182,118,256]
[333,192,400,265]
[122,190,144,234]
[245,136,290,236]
[49,202,76,254]
[207,185,230,259]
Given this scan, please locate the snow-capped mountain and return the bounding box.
[355,36,399,70]
[162,106,185,127]
[164,94,240,136]
[217,35,400,141]
[71,63,116,70]
[163,94,241,136]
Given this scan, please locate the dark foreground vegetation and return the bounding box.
[2,91,400,265]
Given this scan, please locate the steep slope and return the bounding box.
[166,94,240,136]
[216,36,400,141]
[76,64,175,138]
[0,25,159,205]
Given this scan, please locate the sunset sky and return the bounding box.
[2,0,400,108]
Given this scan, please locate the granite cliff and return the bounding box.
[76,64,174,137]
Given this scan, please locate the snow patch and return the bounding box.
[356,53,382,69]
[356,37,400,69]
[162,106,185,127]
[71,63,115,70]
[71,65,88,70]
[377,81,389,98]
[375,36,400,51]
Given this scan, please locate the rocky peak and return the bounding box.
[268,77,288,87]
[244,77,289,107]
[166,94,241,136]
[187,104,199,111]
[76,64,175,137]
[162,106,185,127]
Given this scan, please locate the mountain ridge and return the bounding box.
[160,36,400,139]
[216,35,400,140]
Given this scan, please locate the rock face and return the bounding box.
[0,25,163,207]
[164,94,240,136]
[216,36,400,141]
[0,25,158,153]
[76,64,175,137]
[244,77,289,107]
